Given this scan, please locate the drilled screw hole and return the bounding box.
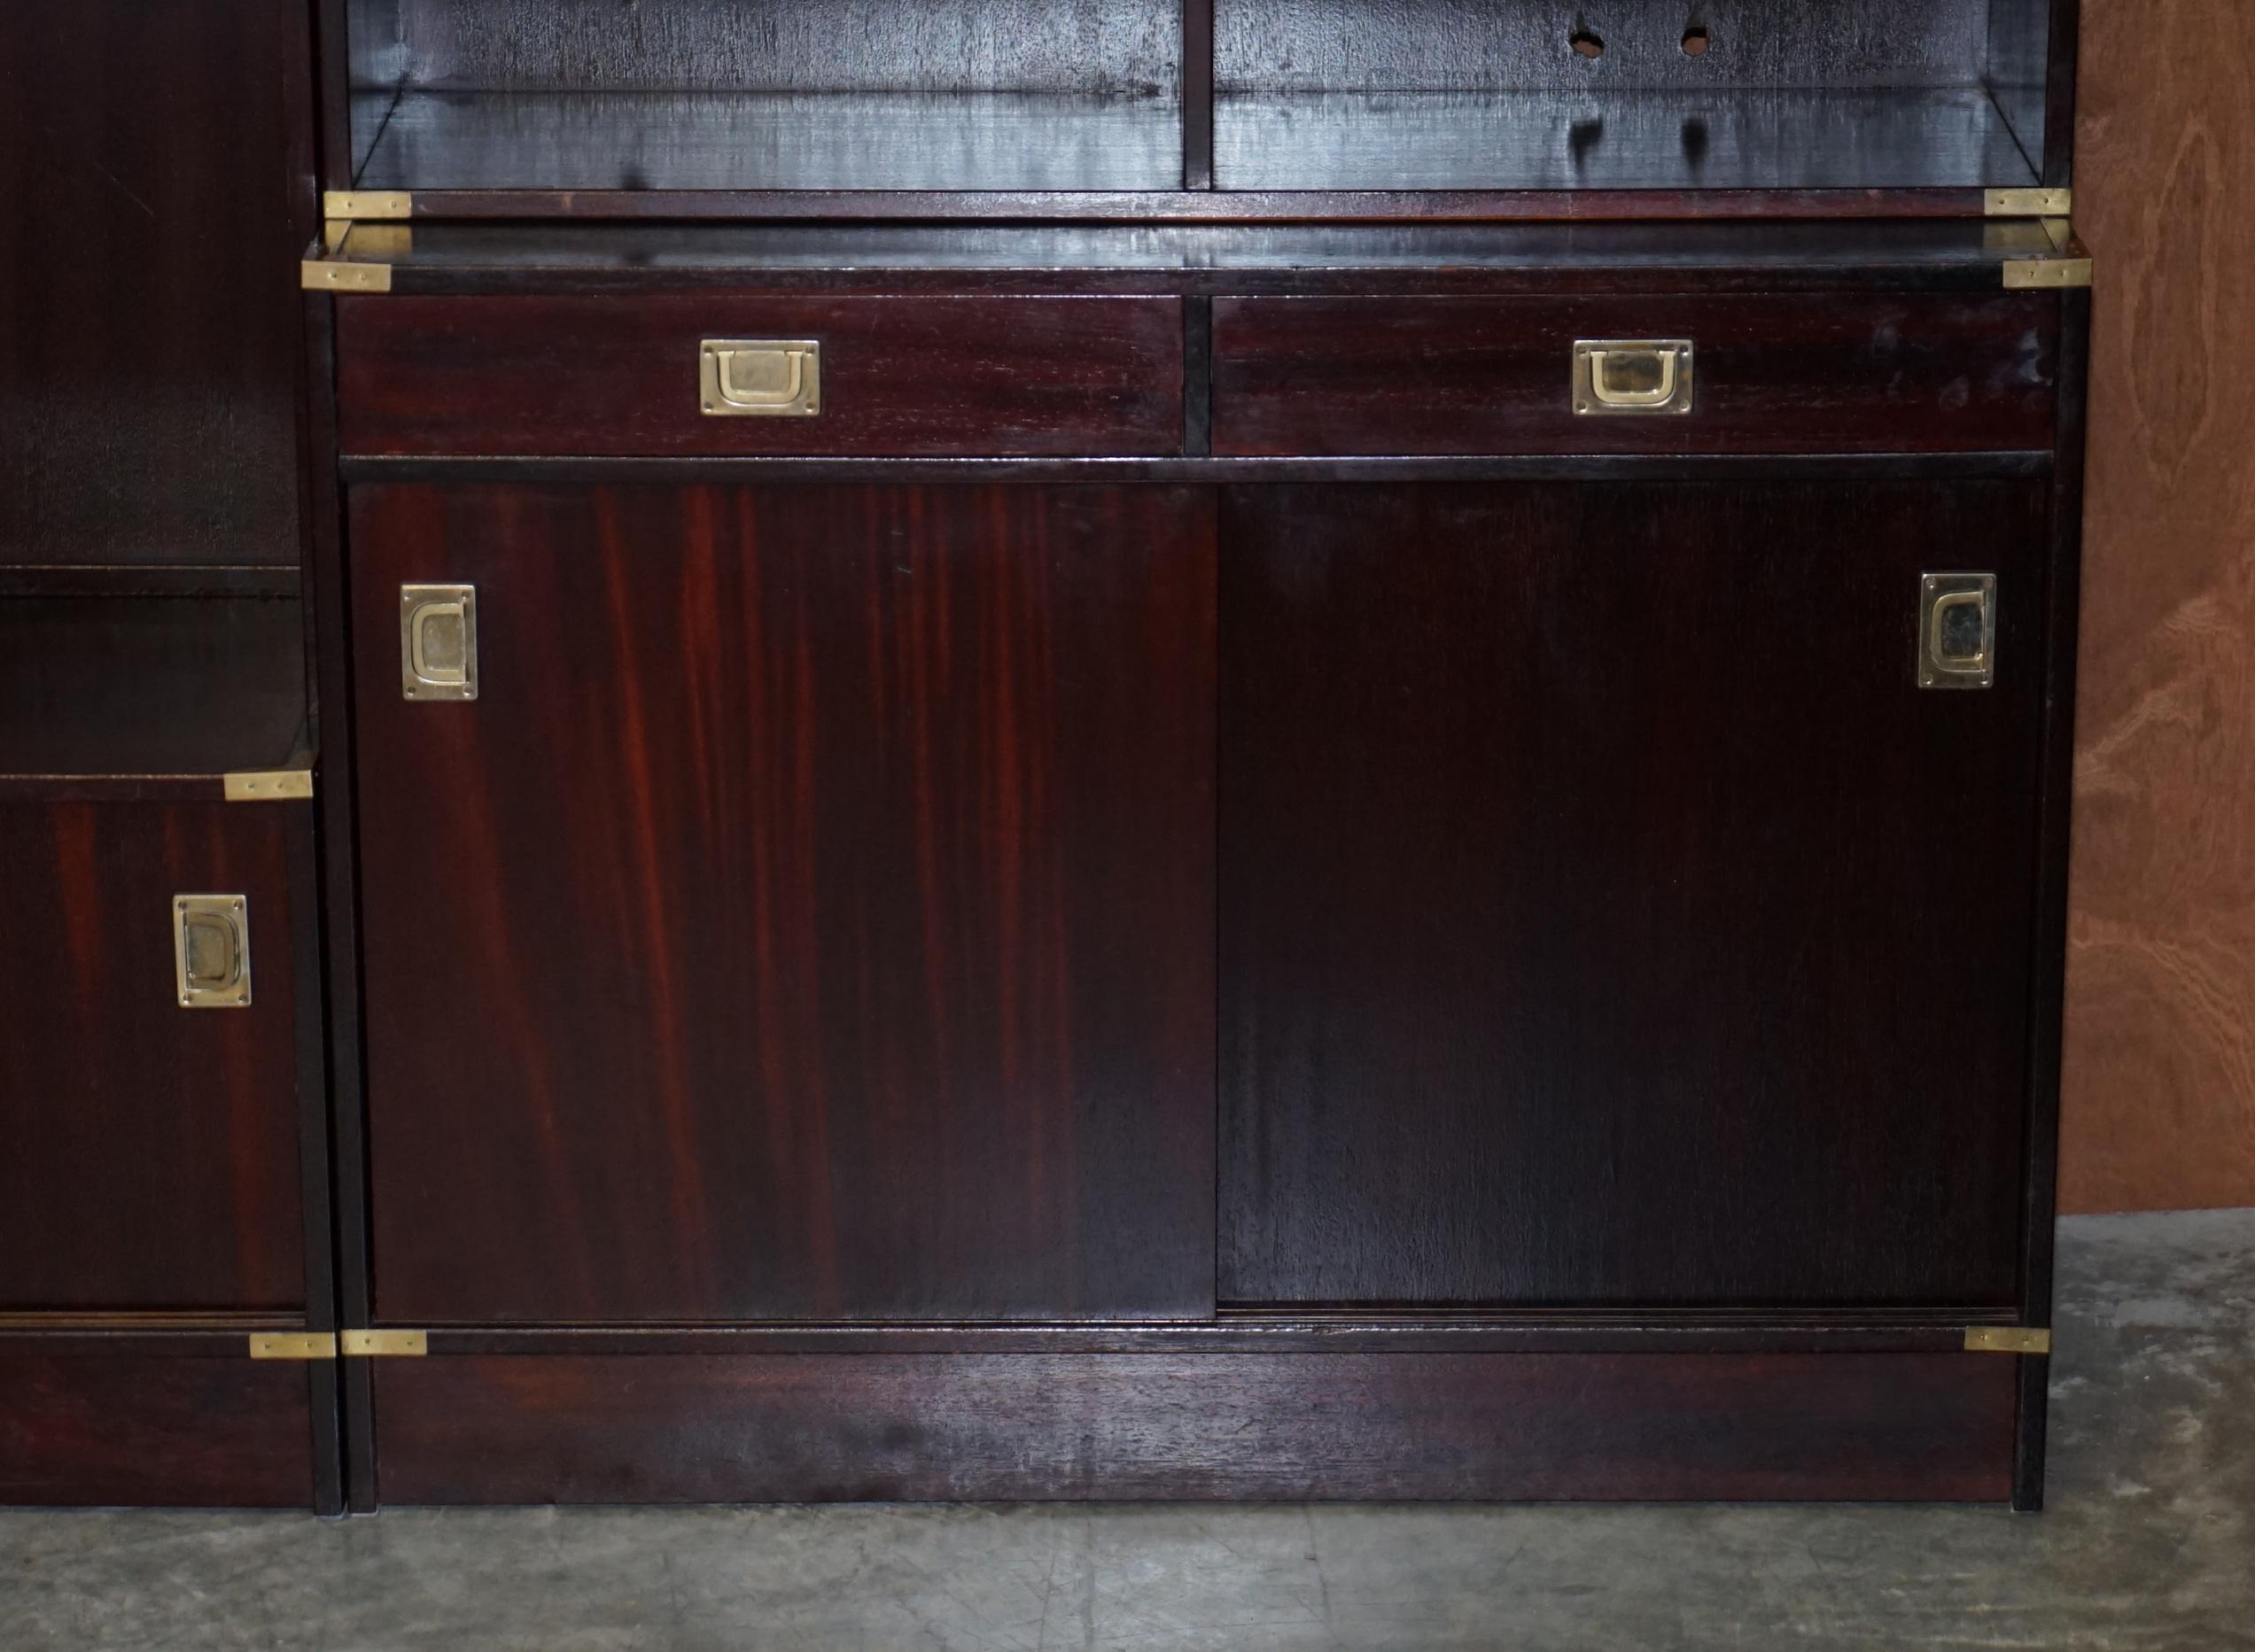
[1681,25,1711,55]
[1570,27,1605,57]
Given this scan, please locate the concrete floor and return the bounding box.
[4,1209,2251,1652]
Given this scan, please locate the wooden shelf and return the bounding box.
[352,89,1186,194]
[1215,87,2039,192]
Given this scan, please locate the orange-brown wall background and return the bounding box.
[2061,0,2255,1212]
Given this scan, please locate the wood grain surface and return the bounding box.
[350,483,1217,1323]
[373,1350,2017,1504]
[2060,0,2255,1213]
[1213,293,2057,455]
[0,0,309,568]
[1219,480,2048,1308]
[0,804,306,1311]
[337,295,1184,458]
[0,1352,315,1508]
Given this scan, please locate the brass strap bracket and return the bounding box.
[223,769,315,802]
[303,219,408,294]
[340,1330,430,1358]
[1986,187,2072,218]
[2003,219,2092,290]
[249,1332,338,1361]
[1964,1327,2052,1355]
[323,190,414,221]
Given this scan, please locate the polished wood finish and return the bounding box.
[1219,478,2048,1308]
[0,0,310,568]
[373,1350,2017,1503]
[2058,0,2255,1214]
[324,218,2069,300]
[0,803,307,1312]
[0,1351,316,1508]
[349,482,1217,1322]
[337,295,1185,458]
[1214,294,2057,455]
[0,597,307,777]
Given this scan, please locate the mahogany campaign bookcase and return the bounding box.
[2,0,2089,1510]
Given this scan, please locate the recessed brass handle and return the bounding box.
[400,585,478,702]
[1573,339,1695,415]
[1918,573,1998,689]
[175,896,251,1009]
[701,339,821,417]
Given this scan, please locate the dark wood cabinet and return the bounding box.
[1218,478,2047,1309]
[0,0,337,1509]
[4,0,2092,1510]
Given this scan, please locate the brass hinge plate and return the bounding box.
[323,190,413,221]
[1987,187,2073,218]
[2004,256,2094,291]
[223,769,315,803]
[249,1332,338,1361]
[340,1330,430,1358]
[1965,1327,2052,1355]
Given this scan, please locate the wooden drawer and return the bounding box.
[1212,294,2057,456]
[337,295,1184,458]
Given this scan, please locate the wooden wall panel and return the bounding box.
[2061,0,2255,1212]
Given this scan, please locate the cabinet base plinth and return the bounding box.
[372,1349,2019,1506]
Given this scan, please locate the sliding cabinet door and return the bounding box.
[351,483,1216,1323]
[1221,478,2049,1310]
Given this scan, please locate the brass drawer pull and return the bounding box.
[1573,339,1695,415]
[400,584,478,702]
[174,896,252,1009]
[701,339,822,417]
[1919,572,1998,689]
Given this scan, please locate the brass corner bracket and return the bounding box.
[303,219,409,293]
[1986,187,2073,218]
[249,1332,338,1361]
[340,1329,430,1358]
[323,190,414,221]
[223,769,315,803]
[1964,1327,2052,1355]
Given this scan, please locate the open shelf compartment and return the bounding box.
[1212,0,2054,193]
[345,0,1187,194]
[333,0,2062,208]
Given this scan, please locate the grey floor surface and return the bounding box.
[3,1208,2251,1651]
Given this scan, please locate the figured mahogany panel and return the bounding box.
[1213,293,2057,455]
[0,804,306,1311]
[0,0,307,566]
[350,483,1216,1322]
[374,1350,2017,1503]
[1220,479,2049,1308]
[336,296,1184,458]
[0,1353,315,1508]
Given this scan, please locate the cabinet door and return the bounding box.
[351,483,1216,1322]
[0,803,307,1311]
[1220,479,2049,1310]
